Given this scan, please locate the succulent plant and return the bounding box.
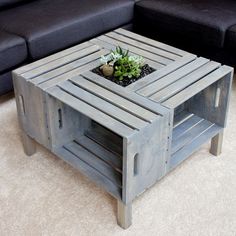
[100,46,144,81]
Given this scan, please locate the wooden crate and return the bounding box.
[45,78,170,205]
[12,28,233,229]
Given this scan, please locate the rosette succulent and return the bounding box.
[100,46,144,81]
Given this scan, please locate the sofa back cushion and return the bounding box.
[0,0,134,59]
[134,0,236,49]
[0,0,30,10]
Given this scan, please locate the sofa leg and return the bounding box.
[117,200,132,229]
[21,131,36,156]
[210,131,224,156]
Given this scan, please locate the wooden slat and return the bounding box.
[81,71,169,116]
[31,49,109,85]
[55,147,121,199]
[98,35,172,66]
[14,41,93,74]
[210,131,224,156]
[115,28,188,57]
[188,71,233,128]
[106,31,180,61]
[85,129,122,157]
[39,59,101,90]
[171,119,214,154]
[90,38,164,70]
[58,80,148,130]
[65,141,122,187]
[150,61,220,102]
[173,115,203,140]
[138,57,209,97]
[47,86,135,138]
[173,111,192,128]
[163,66,233,108]
[128,54,197,92]
[169,125,222,170]
[69,75,159,122]
[22,45,101,79]
[75,135,122,171]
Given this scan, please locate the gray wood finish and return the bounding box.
[106,31,179,61]
[188,71,233,128]
[75,135,122,172]
[55,146,122,199]
[210,131,224,156]
[90,38,164,70]
[59,80,154,127]
[31,49,108,85]
[14,41,93,75]
[22,45,101,80]
[117,200,132,229]
[162,66,233,108]
[170,124,223,170]
[150,61,221,102]
[114,28,189,57]
[21,131,36,156]
[65,141,122,187]
[79,71,169,116]
[172,118,214,154]
[138,57,209,97]
[127,54,197,92]
[98,35,172,66]
[68,76,159,122]
[13,28,233,229]
[85,128,123,157]
[39,59,102,90]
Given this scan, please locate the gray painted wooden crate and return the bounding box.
[13,28,233,229]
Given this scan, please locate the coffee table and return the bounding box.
[13,28,233,229]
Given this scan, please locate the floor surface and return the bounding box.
[0,79,235,236]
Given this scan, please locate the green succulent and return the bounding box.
[100,46,144,81]
[114,56,142,81]
[112,46,129,58]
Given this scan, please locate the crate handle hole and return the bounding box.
[134,154,139,176]
[58,108,63,129]
[215,87,221,108]
[19,95,25,115]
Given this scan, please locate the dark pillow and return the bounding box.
[0,0,30,10]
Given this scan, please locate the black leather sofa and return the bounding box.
[0,0,134,95]
[134,0,236,69]
[1,0,236,96]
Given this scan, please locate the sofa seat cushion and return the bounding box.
[0,31,27,73]
[135,0,236,48]
[225,25,236,50]
[0,0,134,60]
[0,71,13,95]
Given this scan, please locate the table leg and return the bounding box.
[117,200,132,229]
[21,131,36,156]
[210,130,224,156]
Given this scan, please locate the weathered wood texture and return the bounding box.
[21,131,36,156]
[210,131,224,156]
[46,78,170,203]
[117,200,132,229]
[13,28,233,229]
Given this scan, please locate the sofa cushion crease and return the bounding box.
[225,25,236,50]
[0,30,27,73]
[0,0,134,59]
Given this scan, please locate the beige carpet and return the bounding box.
[0,79,236,236]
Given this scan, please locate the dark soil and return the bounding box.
[91,64,156,87]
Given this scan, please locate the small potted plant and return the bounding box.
[92,46,155,87]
